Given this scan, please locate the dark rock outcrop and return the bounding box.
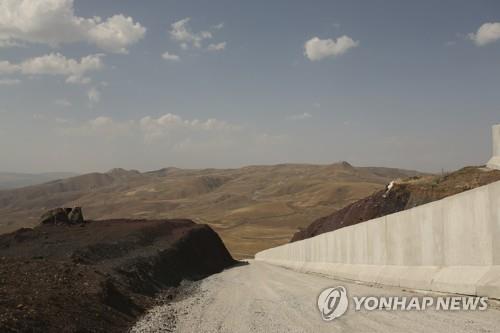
[0,218,236,332]
[39,208,70,224]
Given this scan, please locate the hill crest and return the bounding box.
[0,163,425,258]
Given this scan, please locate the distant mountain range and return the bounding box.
[0,163,425,258]
[0,172,78,190]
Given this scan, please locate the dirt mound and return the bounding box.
[0,219,235,332]
[291,166,500,242]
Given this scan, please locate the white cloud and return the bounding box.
[59,113,242,146]
[0,78,20,85]
[21,53,103,76]
[304,36,359,61]
[90,116,113,128]
[468,22,500,46]
[169,18,212,49]
[140,113,241,143]
[161,51,180,61]
[0,53,103,83]
[0,0,146,53]
[139,114,239,132]
[47,113,289,169]
[0,60,18,74]
[213,23,224,30]
[169,18,225,52]
[290,112,312,120]
[207,42,226,51]
[54,98,72,107]
[139,114,183,135]
[87,87,101,107]
[86,14,146,54]
[66,75,91,85]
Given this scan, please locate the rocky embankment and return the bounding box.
[0,209,236,332]
[292,166,500,242]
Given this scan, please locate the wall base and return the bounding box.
[256,259,500,299]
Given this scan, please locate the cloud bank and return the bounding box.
[0,0,146,53]
[0,53,103,83]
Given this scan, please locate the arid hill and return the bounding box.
[291,166,500,242]
[0,163,423,258]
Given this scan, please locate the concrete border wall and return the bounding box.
[255,180,500,299]
[487,124,500,170]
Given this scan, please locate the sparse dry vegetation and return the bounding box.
[0,163,424,258]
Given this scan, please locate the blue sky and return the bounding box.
[0,0,499,173]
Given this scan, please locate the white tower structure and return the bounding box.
[487,124,500,170]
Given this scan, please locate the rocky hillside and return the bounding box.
[0,217,235,332]
[0,163,423,258]
[291,166,500,242]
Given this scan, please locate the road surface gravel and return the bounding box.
[131,260,500,333]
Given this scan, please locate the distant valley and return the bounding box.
[0,163,424,258]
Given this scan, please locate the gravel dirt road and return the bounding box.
[131,260,500,333]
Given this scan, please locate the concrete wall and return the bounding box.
[487,124,500,170]
[255,180,500,299]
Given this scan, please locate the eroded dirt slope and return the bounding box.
[292,166,500,242]
[0,219,235,332]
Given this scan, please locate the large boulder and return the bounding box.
[39,207,85,225]
[40,208,70,225]
[68,207,84,224]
